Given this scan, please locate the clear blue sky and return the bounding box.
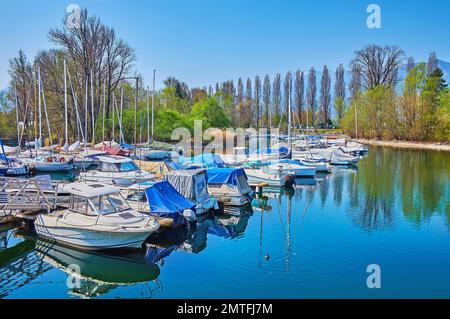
[1,0,449,89]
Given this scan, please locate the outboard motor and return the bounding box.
[284,174,296,187]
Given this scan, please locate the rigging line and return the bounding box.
[40,75,52,146]
[67,67,85,143]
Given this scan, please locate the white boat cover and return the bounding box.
[164,169,209,202]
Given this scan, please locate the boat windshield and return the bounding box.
[119,162,139,172]
[127,190,146,203]
[91,194,130,215]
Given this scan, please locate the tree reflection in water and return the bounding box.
[340,146,449,231]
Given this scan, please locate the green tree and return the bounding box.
[189,96,230,129]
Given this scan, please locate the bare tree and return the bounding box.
[427,52,438,75]
[351,45,404,89]
[320,65,331,125]
[272,73,281,118]
[349,63,362,102]
[237,78,244,104]
[8,50,33,133]
[406,56,415,73]
[334,63,346,122]
[254,75,261,128]
[284,72,292,116]
[307,67,317,126]
[263,75,271,127]
[294,70,305,125]
[49,8,136,125]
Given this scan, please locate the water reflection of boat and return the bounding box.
[146,212,253,259]
[0,236,51,298]
[35,240,161,298]
[294,177,316,186]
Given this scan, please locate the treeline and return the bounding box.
[341,49,449,142]
[0,8,448,143]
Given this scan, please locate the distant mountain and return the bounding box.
[437,59,450,82]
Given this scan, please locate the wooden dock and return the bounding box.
[249,182,269,197]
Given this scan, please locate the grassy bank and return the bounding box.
[355,139,450,152]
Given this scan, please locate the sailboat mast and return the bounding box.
[120,86,124,144]
[91,69,95,145]
[102,81,106,142]
[146,86,150,144]
[84,77,88,146]
[112,92,115,142]
[151,69,156,141]
[64,60,68,150]
[287,76,292,151]
[38,67,42,145]
[134,77,138,145]
[14,86,20,153]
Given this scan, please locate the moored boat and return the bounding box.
[207,168,254,207]
[79,155,155,186]
[34,182,160,250]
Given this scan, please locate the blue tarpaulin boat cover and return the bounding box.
[179,153,224,168]
[145,181,195,216]
[207,168,247,186]
[165,160,185,171]
[120,142,136,149]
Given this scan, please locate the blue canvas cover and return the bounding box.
[120,142,136,149]
[145,181,195,216]
[207,168,247,186]
[179,153,224,168]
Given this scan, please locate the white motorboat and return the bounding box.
[296,157,332,173]
[79,155,155,186]
[207,168,254,207]
[243,164,295,188]
[34,182,160,250]
[268,160,316,177]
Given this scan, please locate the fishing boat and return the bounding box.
[207,168,254,207]
[79,155,155,187]
[164,169,219,214]
[123,181,197,228]
[34,182,160,250]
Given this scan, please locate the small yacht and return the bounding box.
[22,154,74,172]
[165,169,219,214]
[207,168,254,207]
[34,182,160,250]
[79,155,154,186]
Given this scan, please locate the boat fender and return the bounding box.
[60,157,65,163]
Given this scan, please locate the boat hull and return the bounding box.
[34,163,74,172]
[34,222,153,250]
[245,170,285,187]
[79,173,154,187]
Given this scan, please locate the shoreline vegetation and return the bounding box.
[355,139,450,152]
[0,8,448,146]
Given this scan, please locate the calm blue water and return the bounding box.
[1,146,449,298]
